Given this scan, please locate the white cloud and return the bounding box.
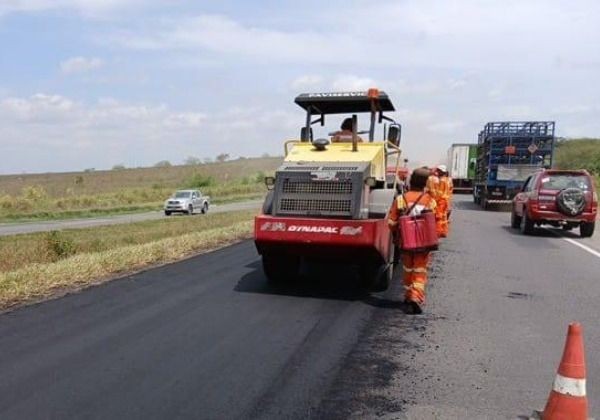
[331,75,377,91]
[290,75,324,91]
[0,0,152,18]
[60,56,104,74]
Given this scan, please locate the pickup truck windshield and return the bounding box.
[175,192,191,198]
[540,175,591,191]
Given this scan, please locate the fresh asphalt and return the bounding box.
[0,200,263,236]
[0,195,598,419]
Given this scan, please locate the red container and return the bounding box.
[398,211,438,252]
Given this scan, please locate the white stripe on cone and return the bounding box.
[553,373,586,397]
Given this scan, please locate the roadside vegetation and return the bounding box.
[0,210,256,310]
[554,138,600,185]
[0,157,279,222]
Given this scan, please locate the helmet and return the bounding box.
[436,164,447,173]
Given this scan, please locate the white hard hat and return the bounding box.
[437,164,447,172]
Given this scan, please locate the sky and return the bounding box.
[0,0,599,174]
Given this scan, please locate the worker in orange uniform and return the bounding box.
[425,166,445,237]
[388,167,437,314]
[439,165,454,226]
[435,165,451,237]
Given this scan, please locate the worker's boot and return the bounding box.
[405,300,423,315]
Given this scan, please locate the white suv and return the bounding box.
[164,190,210,216]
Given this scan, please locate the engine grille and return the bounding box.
[280,199,352,214]
[272,162,368,219]
[282,179,353,195]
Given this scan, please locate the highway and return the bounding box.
[0,196,598,419]
[0,200,263,236]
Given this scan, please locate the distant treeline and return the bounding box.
[554,138,600,176]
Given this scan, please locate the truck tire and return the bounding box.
[520,209,535,235]
[556,188,586,217]
[262,253,300,284]
[187,204,193,215]
[201,202,208,214]
[580,221,595,238]
[164,211,171,216]
[481,197,489,210]
[510,207,521,228]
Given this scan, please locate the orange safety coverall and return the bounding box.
[426,174,447,237]
[388,191,437,305]
[437,175,452,237]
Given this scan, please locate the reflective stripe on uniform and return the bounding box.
[553,374,586,397]
[405,282,425,291]
[402,266,413,272]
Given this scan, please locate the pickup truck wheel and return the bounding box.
[262,254,300,284]
[201,203,208,214]
[510,208,521,228]
[580,221,595,238]
[164,211,171,216]
[187,204,193,215]
[520,210,535,235]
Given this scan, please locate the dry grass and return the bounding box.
[0,210,256,310]
[0,157,279,221]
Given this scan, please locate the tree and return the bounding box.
[215,153,230,163]
[112,164,126,170]
[184,156,202,166]
[203,157,213,164]
[154,160,172,168]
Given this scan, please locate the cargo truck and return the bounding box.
[473,121,555,209]
[447,143,477,193]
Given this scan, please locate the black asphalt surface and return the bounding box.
[0,196,598,419]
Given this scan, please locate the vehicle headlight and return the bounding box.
[365,177,377,187]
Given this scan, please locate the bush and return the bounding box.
[21,185,47,201]
[45,231,76,260]
[185,173,216,188]
[555,138,600,175]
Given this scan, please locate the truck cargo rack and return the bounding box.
[473,121,556,209]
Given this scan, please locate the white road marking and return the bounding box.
[542,228,600,259]
[562,237,600,259]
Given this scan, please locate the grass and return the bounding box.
[0,157,279,222]
[0,210,256,310]
[554,138,600,176]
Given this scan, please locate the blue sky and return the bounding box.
[1,0,599,174]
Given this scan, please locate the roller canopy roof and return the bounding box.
[294,91,395,114]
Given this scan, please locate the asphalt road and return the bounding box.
[0,200,263,236]
[0,195,598,419]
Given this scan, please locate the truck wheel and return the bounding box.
[510,208,521,228]
[201,203,208,214]
[186,204,193,215]
[520,210,535,235]
[580,221,595,238]
[262,254,300,284]
[164,211,171,216]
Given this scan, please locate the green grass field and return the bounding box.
[0,209,256,310]
[0,157,280,221]
[554,138,600,185]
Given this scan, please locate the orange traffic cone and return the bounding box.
[542,323,588,420]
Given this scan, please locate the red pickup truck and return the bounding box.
[511,169,597,237]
